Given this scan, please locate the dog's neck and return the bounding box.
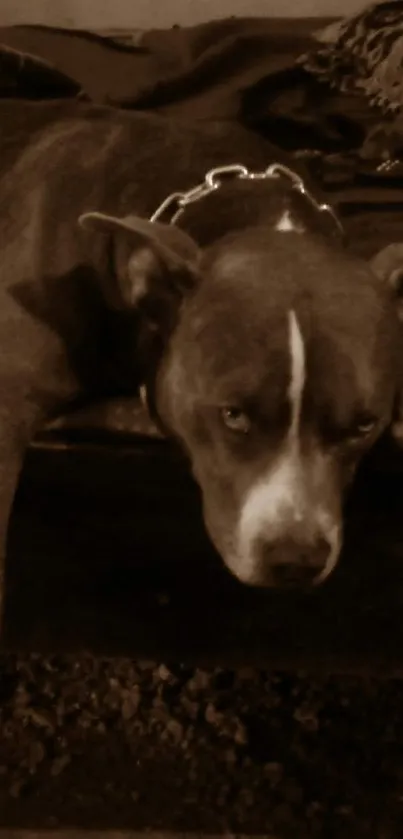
[172,178,342,248]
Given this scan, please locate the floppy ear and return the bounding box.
[78,211,201,330]
[371,244,403,319]
[371,243,403,446]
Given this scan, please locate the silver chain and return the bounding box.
[150,161,344,235]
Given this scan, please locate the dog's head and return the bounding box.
[79,210,403,589]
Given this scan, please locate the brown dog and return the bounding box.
[1,99,402,627]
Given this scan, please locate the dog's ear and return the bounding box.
[371,243,403,446]
[78,211,201,328]
[371,244,403,319]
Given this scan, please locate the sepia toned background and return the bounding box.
[1,0,367,28]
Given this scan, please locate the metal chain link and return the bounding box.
[150,162,344,235]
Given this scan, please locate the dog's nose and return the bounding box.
[270,562,319,588]
[261,536,332,588]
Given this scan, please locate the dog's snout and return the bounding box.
[271,562,318,588]
[260,536,332,588]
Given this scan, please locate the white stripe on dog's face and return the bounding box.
[275,209,296,232]
[287,309,305,443]
[274,209,305,234]
[235,311,305,571]
[233,310,341,585]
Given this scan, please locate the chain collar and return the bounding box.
[150,162,344,236]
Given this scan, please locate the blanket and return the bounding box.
[2,10,403,185]
[0,18,320,118]
[244,2,403,173]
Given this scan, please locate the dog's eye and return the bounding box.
[348,414,378,441]
[220,406,251,434]
[324,413,379,447]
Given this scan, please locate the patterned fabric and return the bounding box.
[299,2,403,115]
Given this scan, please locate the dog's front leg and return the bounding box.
[0,303,83,635]
[0,426,27,629]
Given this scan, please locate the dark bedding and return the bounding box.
[0,18,322,115]
[2,12,403,168]
[1,9,403,443]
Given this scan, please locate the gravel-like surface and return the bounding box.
[1,655,403,837]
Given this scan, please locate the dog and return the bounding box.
[1,98,403,625]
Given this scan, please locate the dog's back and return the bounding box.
[1,100,280,253]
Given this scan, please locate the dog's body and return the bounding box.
[1,98,402,621]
